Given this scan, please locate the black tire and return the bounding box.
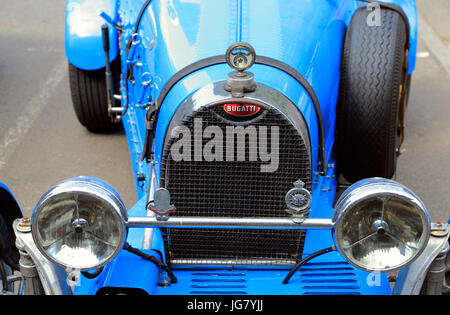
[0,212,18,271]
[68,60,121,133]
[337,7,408,183]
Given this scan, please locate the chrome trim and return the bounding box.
[127,216,332,229]
[169,258,297,266]
[393,226,450,295]
[13,220,72,295]
[332,178,431,272]
[333,178,430,226]
[142,160,157,249]
[31,177,128,270]
[110,106,125,113]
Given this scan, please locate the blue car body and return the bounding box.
[62,0,420,295]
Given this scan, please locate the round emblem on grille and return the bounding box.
[285,180,312,216]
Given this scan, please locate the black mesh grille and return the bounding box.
[160,104,311,265]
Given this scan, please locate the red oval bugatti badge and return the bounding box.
[223,104,261,117]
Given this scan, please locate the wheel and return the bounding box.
[68,59,121,133]
[337,6,408,183]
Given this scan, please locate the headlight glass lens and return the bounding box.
[32,178,127,270]
[333,178,430,272]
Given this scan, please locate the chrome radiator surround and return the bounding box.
[160,82,312,265]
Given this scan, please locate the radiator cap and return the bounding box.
[224,42,256,97]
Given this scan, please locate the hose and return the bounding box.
[123,242,177,286]
[81,267,104,280]
[282,245,336,284]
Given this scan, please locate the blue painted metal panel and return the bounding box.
[156,252,391,295]
[74,250,159,295]
[65,0,119,70]
[75,252,391,295]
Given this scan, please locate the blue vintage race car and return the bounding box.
[0,0,449,296]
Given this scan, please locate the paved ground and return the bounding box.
[0,0,448,222]
[0,0,136,213]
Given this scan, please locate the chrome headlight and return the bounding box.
[32,177,128,270]
[332,178,430,272]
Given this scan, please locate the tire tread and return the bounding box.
[338,7,407,182]
[68,62,120,132]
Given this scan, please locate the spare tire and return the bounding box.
[337,6,408,183]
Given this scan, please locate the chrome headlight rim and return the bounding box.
[31,177,128,271]
[332,178,431,273]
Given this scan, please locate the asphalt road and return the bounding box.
[0,1,449,222]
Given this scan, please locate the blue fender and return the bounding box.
[0,182,22,269]
[65,0,119,70]
[0,182,22,225]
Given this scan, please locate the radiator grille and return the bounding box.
[160,104,311,265]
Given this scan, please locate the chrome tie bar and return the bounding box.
[126,216,333,230]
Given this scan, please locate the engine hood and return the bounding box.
[146,0,353,99]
